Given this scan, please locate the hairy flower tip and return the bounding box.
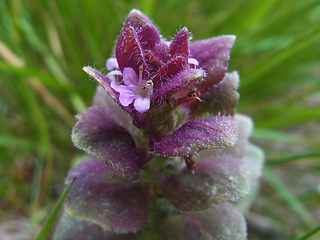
[154,68,205,107]
[71,107,148,181]
[190,71,240,118]
[64,159,150,233]
[169,27,190,58]
[150,116,238,157]
[161,157,250,211]
[190,35,236,95]
[162,203,247,240]
[116,10,159,72]
[83,66,118,102]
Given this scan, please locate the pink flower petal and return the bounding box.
[107,70,122,81]
[188,58,199,67]
[110,81,129,92]
[123,67,139,85]
[106,58,119,70]
[119,92,136,106]
[134,96,150,113]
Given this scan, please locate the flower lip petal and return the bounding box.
[134,96,151,113]
[107,70,122,82]
[119,92,136,107]
[106,58,119,70]
[123,67,139,85]
[188,58,199,67]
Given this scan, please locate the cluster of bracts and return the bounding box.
[54,9,264,240]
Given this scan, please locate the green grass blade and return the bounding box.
[252,128,306,144]
[263,166,313,226]
[240,27,320,89]
[0,135,35,149]
[297,224,320,240]
[267,152,320,165]
[36,178,75,240]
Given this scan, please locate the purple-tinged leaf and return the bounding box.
[198,114,253,159]
[169,28,189,58]
[116,27,147,73]
[154,68,205,107]
[93,87,133,132]
[53,211,138,240]
[161,157,249,211]
[71,107,148,180]
[162,203,247,240]
[243,144,264,182]
[124,9,159,38]
[237,143,265,212]
[153,56,187,89]
[83,66,119,102]
[115,9,159,69]
[190,71,239,118]
[150,116,237,157]
[64,159,150,233]
[139,23,161,50]
[190,35,236,94]
[152,40,170,63]
[144,50,163,75]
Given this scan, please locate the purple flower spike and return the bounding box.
[59,9,264,240]
[150,116,238,157]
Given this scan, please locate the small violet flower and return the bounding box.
[106,58,153,113]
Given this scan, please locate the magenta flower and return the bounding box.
[109,64,153,113]
[56,9,265,240]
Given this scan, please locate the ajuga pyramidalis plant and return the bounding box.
[54,9,264,240]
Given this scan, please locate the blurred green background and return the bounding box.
[0,0,319,239]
